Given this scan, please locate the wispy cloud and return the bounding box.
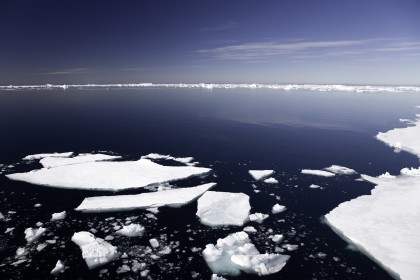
[43,68,91,75]
[198,21,238,32]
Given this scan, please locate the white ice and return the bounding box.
[76,183,215,212]
[0,212,4,220]
[50,260,65,275]
[40,153,121,168]
[7,157,211,191]
[202,231,289,276]
[51,211,66,221]
[324,165,357,175]
[196,191,251,226]
[248,170,274,181]
[378,172,396,179]
[116,224,145,237]
[141,153,197,166]
[249,213,269,224]
[301,169,335,177]
[263,177,278,184]
[243,226,257,233]
[211,274,227,280]
[71,231,118,270]
[400,167,420,176]
[149,238,159,248]
[24,227,46,244]
[309,184,321,189]
[23,152,73,160]
[272,204,286,214]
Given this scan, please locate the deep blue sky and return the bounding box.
[1,0,419,85]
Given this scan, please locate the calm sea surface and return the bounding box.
[0,88,419,280]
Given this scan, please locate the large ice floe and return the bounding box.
[7,153,211,191]
[76,183,215,212]
[323,165,357,175]
[71,231,118,269]
[248,170,275,181]
[196,191,251,226]
[202,231,290,276]
[325,109,420,280]
[301,169,335,177]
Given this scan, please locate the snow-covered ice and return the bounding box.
[7,157,211,191]
[50,260,65,275]
[196,191,251,226]
[377,172,396,179]
[202,231,289,276]
[301,169,335,177]
[76,183,215,212]
[40,153,121,168]
[263,177,278,184]
[51,211,66,221]
[141,153,197,166]
[324,165,357,175]
[249,213,269,224]
[23,152,73,160]
[149,238,159,248]
[116,224,145,237]
[248,170,274,181]
[271,204,286,214]
[71,231,118,270]
[243,226,257,233]
[24,227,46,244]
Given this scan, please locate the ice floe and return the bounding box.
[76,183,215,212]
[263,177,278,184]
[149,238,159,248]
[202,231,289,276]
[23,152,73,160]
[248,170,274,181]
[309,184,321,189]
[301,169,335,177]
[7,157,211,191]
[24,227,46,244]
[116,224,145,237]
[249,213,269,224]
[324,165,357,175]
[50,260,65,275]
[243,226,257,233]
[196,191,251,226]
[71,231,118,269]
[40,153,121,168]
[141,153,197,166]
[51,211,66,221]
[271,204,286,214]
[1,83,420,93]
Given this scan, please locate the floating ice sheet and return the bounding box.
[40,153,121,168]
[248,170,274,181]
[76,183,216,212]
[196,191,251,226]
[301,169,335,177]
[324,165,357,175]
[71,231,118,270]
[7,157,211,191]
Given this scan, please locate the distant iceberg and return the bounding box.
[1,83,419,93]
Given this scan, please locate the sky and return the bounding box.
[1,0,419,85]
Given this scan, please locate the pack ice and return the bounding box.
[196,191,251,226]
[71,231,118,269]
[76,183,215,212]
[326,110,420,280]
[202,231,290,276]
[7,155,211,191]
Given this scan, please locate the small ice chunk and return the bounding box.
[263,177,278,184]
[76,183,216,212]
[146,207,159,214]
[23,152,73,160]
[309,184,321,189]
[149,238,159,248]
[211,274,227,280]
[25,227,47,244]
[249,170,275,181]
[196,191,251,226]
[301,169,335,177]
[34,203,42,207]
[51,211,66,221]
[16,247,28,257]
[249,213,269,224]
[243,226,257,233]
[116,224,145,237]
[271,204,286,214]
[230,253,290,276]
[283,244,298,251]
[0,212,4,220]
[71,231,118,269]
[270,234,284,243]
[377,172,396,179]
[37,243,47,251]
[5,227,15,234]
[158,246,172,255]
[116,264,131,274]
[36,222,43,227]
[50,260,65,275]
[324,165,357,175]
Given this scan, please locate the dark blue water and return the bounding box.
[0,88,419,280]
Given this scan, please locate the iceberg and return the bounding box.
[196,191,251,226]
[40,153,121,168]
[71,231,118,270]
[301,169,335,177]
[7,158,211,191]
[24,227,46,244]
[202,231,289,276]
[271,204,286,214]
[248,170,275,181]
[324,165,357,175]
[116,224,145,237]
[51,211,66,221]
[76,183,216,212]
[50,260,65,275]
